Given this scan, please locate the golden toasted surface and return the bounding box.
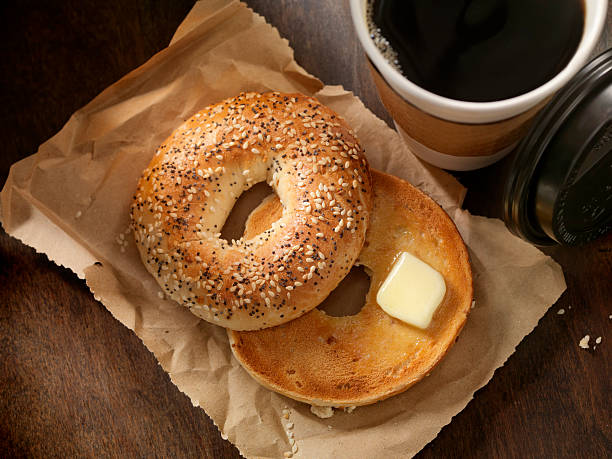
[131,92,372,330]
[229,170,473,406]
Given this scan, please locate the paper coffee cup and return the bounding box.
[350,0,608,171]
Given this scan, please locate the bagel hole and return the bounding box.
[317,265,370,317]
[220,182,275,242]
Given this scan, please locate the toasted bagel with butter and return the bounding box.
[228,169,472,406]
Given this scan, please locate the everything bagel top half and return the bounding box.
[131,92,372,330]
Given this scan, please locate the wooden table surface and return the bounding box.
[1,1,610,457]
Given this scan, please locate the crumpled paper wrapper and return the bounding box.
[0,1,566,457]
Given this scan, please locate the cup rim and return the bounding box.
[350,0,609,124]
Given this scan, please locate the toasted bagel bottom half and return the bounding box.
[228,170,473,407]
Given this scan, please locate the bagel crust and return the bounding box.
[131,92,372,330]
[229,170,473,406]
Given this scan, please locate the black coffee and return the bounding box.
[371,0,584,102]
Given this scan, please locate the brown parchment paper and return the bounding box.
[0,1,566,458]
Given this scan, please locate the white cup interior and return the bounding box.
[351,0,608,124]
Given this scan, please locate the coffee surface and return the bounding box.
[372,0,584,102]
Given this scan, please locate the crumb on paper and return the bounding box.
[157,291,165,299]
[579,335,590,349]
[471,299,476,309]
[593,336,602,350]
[75,210,82,219]
[310,405,334,418]
[116,229,130,252]
[557,308,565,315]
[328,425,333,429]
[281,408,297,457]
[343,406,356,414]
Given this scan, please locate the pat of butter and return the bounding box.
[376,252,446,329]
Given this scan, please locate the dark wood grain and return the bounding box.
[0,1,610,457]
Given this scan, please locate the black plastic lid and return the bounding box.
[503,49,612,246]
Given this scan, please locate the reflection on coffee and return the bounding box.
[369,0,584,102]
